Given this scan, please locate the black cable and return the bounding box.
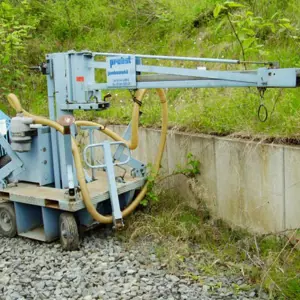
[257,104,268,122]
[132,96,142,106]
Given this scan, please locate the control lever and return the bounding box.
[103,93,112,101]
[28,62,47,75]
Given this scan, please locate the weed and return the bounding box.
[1,0,300,139]
[121,186,300,298]
[140,163,159,207]
[142,153,200,206]
[175,152,200,178]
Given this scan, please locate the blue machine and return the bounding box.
[0,51,299,250]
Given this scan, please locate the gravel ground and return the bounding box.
[0,230,266,300]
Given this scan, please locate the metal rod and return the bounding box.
[92,52,275,65]
[46,75,61,189]
[88,128,96,181]
[240,60,276,66]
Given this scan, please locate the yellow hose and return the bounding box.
[7,89,168,223]
[75,89,147,150]
[121,89,168,217]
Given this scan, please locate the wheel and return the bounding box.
[59,212,80,251]
[0,202,17,237]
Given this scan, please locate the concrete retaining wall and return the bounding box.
[92,125,300,234]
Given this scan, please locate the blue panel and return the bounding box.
[119,190,135,208]
[0,135,24,186]
[0,110,10,158]
[42,207,60,241]
[76,208,93,226]
[15,202,43,233]
[51,53,70,188]
[0,134,8,157]
[0,110,11,129]
[61,129,76,189]
[47,74,62,189]
[95,191,136,218]
[16,126,54,186]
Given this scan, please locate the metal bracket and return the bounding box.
[113,123,146,177]
[0,135,24,188]
[83,141,132,226]
[57,115,77,193]
[83,141,131,169]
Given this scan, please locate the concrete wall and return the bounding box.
[92,126,300,234]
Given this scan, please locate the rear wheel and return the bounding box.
[59,212,80,251]
[0,202,17,237]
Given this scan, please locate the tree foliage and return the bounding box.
[0,0,39,94]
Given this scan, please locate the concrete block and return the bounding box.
[166,130,177,173]
[284,146,300,229]
[145,129,160,164]
[138,128,169,175]
[174,132,192,168]
[215,139,243,227]
[166,132,193,194]
[157,173,201,210]
[86,125,297,234]
[216,139,284,233]
[189,135,217,215]
[164,132,217,214]
[132,128,148,163]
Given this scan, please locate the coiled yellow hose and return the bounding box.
[7,89,168,223]
[75,89,147,150]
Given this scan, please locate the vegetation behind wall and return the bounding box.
[1,0,300,136]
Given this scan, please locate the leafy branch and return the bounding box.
[175,153,200,178]
[141,153,200,207]
[213,1,300,60]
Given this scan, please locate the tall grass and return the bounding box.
[119,185,300,299]
[1,0,300,137]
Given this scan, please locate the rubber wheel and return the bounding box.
[0,202,17,237]
[59,212,80,251]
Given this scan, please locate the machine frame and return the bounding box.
[0,50,299,249]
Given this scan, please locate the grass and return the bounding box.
[119,182,300,299]
[2,0,300,139]
[99,87,300,138]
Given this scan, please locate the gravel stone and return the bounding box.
[203,285,210,292]
[0,231,260,300]
[249,291,256,297]
[0,275,10,285]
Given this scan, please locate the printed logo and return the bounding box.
[109,56,132,68]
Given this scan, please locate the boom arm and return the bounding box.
[45,51,300,109]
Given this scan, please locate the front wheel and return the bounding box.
[0,202,17,238]
[59,212,80,251]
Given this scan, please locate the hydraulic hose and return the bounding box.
[7,89,168,223]
[8,94,112,223]
[7,94,62,131]
[75,89,147,150]
[120,88,168,217]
